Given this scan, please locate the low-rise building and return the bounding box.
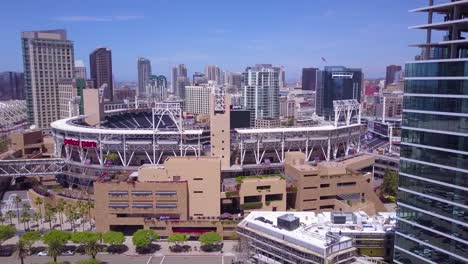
[285,152,386,215]
[254,118,281,128]
[94,156,238,238]
[237,211,395,264]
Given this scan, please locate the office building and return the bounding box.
[184,83,213,115]
[385,65,402,88]
[237,211,395,264]
[316,66,362,119]
[90,47,113,101]
[205,65,222,84]
[146,75,167,101]
[93,156,239,237]
[21,29,74,130]
[137,57,152,97]
[171,66,178,94]
[0,72,24,100]
[192,72,207,85]
[241,64,280,122]
[302,67,318,91]
[74,60,87,80]
[394,2,468,264]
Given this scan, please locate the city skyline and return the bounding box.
[0,0,430,81]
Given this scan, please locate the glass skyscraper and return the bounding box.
[394,1,468,264]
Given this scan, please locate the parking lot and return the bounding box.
[1,190,35,218]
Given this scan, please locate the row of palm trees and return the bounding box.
[0,196,94,233]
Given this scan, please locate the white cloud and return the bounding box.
[53,15,143,22]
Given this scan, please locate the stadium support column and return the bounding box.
[209,88,231,170]
[152,108,156,164]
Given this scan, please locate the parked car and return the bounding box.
[37,251,48,256]
[61,250,75,256]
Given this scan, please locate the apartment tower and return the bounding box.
[21,29,74,130]
[394,1,468,263]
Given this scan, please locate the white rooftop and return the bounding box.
[238,211,395,256]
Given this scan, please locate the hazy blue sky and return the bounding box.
[0,0,431,81]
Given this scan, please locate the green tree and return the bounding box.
[84,239,100,259]
[6,211,15,225]
[198,232,221,246]
[20,211,30,231]
[34,197,44,224]
[0,225,15,244]
[168,233,188,245]
[44,205,55,231]
[84,200,94,231]
[47,239,63,263]
[14,196,22,224]
[42,230,70,263]
[381,169,399,197]
[55,200,65,230]
[132,229,158,248]
[0,213,4,225]
[20,230,41,245]
[16,238,28,264]
[77,259,102,264]
[71,231,100,244]
[102,231,124,245]
[33,212,41,230]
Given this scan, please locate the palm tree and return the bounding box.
[6,211,15,225]
[34,197,43,224]
[85,200,94,230]
[14,196,22,224]
[47,240,63,263]
[44,209,54,230]
[20,211,30,231]
[32,212,41,231]
[84,239,99,259]
[16,239,28,264]
[0,212,5,225]
[55,200,65,230]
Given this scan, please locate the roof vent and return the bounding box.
[277,214,300,231]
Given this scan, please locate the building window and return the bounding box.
[303,186,317,190]
[155,203,177,208]
[320,184,330,188]
[173,176,181,181]
[193,178,203,181]
[194,191,203,194]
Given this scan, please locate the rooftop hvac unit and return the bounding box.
[277,214,300,231]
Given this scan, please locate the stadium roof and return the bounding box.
[51,116,203,135]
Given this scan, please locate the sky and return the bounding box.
[0,0,432,82]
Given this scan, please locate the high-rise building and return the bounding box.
[137,57,152,97]
[171,66,178,94]
[58,79,82,119]
[205,65,222,84]
[74,60,86,80]
[90,47,113,101]
[192,72,207,86]
[146,75,167,101]
[385,65,402,88]
[0,72,24,100]
[302,67,318,91]
[178,64,187,78]
[241,64,280,121]
[21,29,74,130]
[184,83,213,115]
[394,2,468,264]
[316,66,362,118]
[279,65,286,88]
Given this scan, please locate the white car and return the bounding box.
[37,251,48,256]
